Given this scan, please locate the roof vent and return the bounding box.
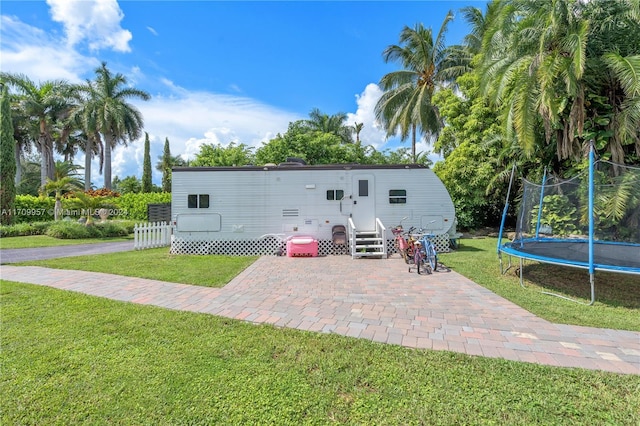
[285,157,306,165]
[278,161,304,167]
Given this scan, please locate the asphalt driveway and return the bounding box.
[0,241,135,264]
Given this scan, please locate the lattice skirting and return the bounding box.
[384,234,451,255]
[171,234,451,256]
[171,237,341,256]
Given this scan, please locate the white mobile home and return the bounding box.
[170,163,456,257]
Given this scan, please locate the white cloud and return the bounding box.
[91,86,301,186]
[346,83,388,149]
[346,83,442,164]
[0,15,96,82]
[136,87,299,155]
[46,0,132,52]
[146,26,158,36]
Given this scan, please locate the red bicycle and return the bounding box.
[392,222,417,264]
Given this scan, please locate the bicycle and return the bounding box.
[392,224,416,264]
[417,232,438,273]
[408,230,438,275]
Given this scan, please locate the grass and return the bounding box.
[2,280,639,425]
[438,238,640,332]
[0,234,133,249]
[17,247,258,287]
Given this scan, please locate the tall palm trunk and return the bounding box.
[38,120,55,185]
[103,133,114,190]
[411,124,417,163]
[84,136,92,190]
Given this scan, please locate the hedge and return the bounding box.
[0,220,138,238]
[9,193,172,224]
[110,192,172,221]
[5,195,55,223]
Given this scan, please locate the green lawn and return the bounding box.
[438,238,640,331]
[2,280,639,425]
[16,247,257,287]
[0,234,133,249]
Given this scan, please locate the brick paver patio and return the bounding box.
[2,255,638,374]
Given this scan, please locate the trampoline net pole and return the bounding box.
[588,142,595,278]
[497,164,516,254]
[534,168,547,239]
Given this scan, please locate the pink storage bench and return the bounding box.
[286,236,318,257]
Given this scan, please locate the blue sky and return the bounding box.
[1,0,477,187]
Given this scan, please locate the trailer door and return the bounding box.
[351,174,376,230]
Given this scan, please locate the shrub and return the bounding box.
[530,195,578,236]
[112,192,171,221]
[94,221,129,237]
[10,193,172,223]
[84,188,121,197]
[45,221,93,239]
[115,220,138,234]
[0,219,136,239]
[45,220,135,239]
[11,195,55,223]
[0,221,51,237]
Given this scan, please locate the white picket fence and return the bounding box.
[134,221,172,250]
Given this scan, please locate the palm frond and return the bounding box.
[603,53,640,97]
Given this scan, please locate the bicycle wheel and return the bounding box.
[426,244,437,272]
[416,249,430,274]
[401,247,410,264]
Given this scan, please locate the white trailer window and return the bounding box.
[188,194,210,209]
[389,190,407,204]
[326,189,344,201]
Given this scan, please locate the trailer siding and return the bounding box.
[171,165,455,248]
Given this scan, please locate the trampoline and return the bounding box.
[498,144,640,305]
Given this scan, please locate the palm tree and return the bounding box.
[0,72,72,185]
[6,90,35,188]
[602,52,640,161]
[353,122,364,146]
[81,62,150,189]
[478,0,640,165]
[41,160,84,221]
[478,0,591,159]
[67,79,105,190]
[66,190,112,226]
[304,108,353,144]
[374,12,461,163]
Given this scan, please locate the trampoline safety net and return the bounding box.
[508,160,640,273]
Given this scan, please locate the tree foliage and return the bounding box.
[433,0,640,229]
[79,62,150,189]
[41,161,84,221]
[156,137,184,192]
[476,0,640,164]
[303,108,354,144]
[190,142,255,167]
[1,84,17,225]
[0,72,72,185]
[112,175,142,195]
[141,132,152,193]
